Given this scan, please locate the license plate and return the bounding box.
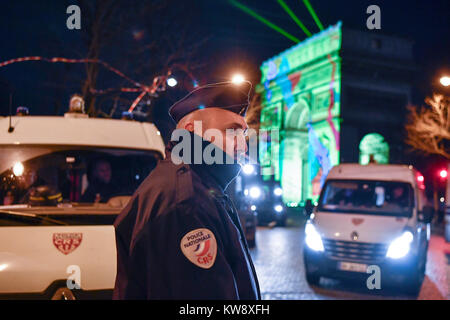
[338,261,368,273]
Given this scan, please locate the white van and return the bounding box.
[303,164,434,294]
[0,113,165,299]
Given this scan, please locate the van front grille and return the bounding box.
[323,239,388,263]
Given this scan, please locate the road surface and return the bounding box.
[249,219,449,300]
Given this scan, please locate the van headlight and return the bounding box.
[249,186,261,199]
[386,231,414,259]
[274,204,283,213]
[305,222,324,252]
[274,187,283,196]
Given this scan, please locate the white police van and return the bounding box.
[303,164,433,295]
[0,111,165,299]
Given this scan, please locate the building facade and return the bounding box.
[258,22,415,206]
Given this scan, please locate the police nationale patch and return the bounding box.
[180,228,217,269]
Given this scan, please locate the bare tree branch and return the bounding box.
[405,94,450,159]
[44,0,209,118]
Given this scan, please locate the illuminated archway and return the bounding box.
[258,23,343,204]
[359,133,389,164]
[281,99,310,205]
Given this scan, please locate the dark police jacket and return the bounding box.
[113,133,261,299]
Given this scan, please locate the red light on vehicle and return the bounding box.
[439,169,448,179]
[416,173,425,190]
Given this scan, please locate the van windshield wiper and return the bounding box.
[0,209,68,226]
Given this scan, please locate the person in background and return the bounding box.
[81,159,119,203]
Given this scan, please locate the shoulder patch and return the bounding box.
[180,228,217,269]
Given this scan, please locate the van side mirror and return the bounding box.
[303,199,314,217]
[419,206,434,223]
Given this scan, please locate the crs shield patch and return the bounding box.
[352,218,364,226]
[53,233,83,255]
[180,228,217,269]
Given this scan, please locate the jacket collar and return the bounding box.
[166,131,241,192]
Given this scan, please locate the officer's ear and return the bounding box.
[176,114,195,132]
[184,122,194,132]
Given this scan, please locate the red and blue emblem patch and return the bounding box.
[180,228,217,269]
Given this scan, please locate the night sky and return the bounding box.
[0,0,449,129]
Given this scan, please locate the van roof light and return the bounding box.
[16,106,29,116]
[68,94,85,114]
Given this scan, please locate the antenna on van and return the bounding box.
[8,93,14,133]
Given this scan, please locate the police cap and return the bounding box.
[168,81,252,123]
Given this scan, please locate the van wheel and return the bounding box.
[277,218,286,227]
[305,270,321,286]
[51,287,76,300]
[304,260,321,286]
[404,257,425,296]
[404,274,422,296]
[304,252,321,286]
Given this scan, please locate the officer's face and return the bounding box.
[216,111,248,161]
[185,108,248,160]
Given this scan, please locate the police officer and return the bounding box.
[113,81,261,299]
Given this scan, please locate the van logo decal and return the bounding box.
[352,218,364,226]
[350,231,359,241]
[53,233,83,255]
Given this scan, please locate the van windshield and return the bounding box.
[318,180,414,217]
[0,146,161,206]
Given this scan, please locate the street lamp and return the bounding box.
[440,76,450,87]
[167,77,177,87]
[231,74,245,85]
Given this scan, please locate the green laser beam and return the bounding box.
[229,0,300,43]
[277,0,311,37]
[302,0,324,31]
